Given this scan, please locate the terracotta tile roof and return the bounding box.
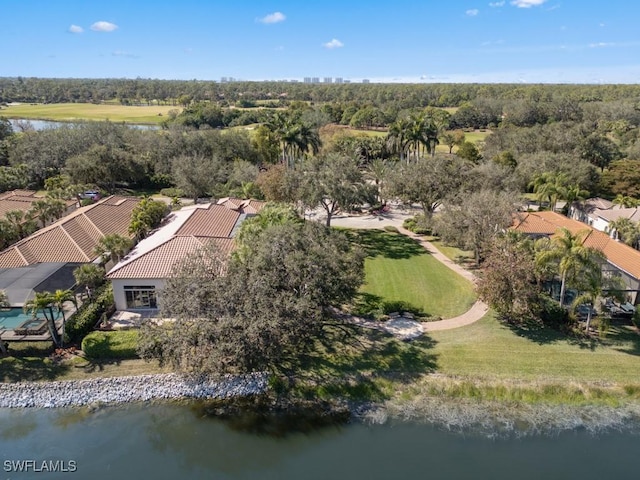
[107,237,234,279]
[0,195,140,268]
[0,190,38,200]
[513,211,640,280]
[107,199,258,280]
[176,204,241,238]
[242,199,266,215]
[0,190,75,218]
[216,197,266,215]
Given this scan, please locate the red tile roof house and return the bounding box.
[513,211,640,305]
[106,200,263,320]
[0,189,76,225]
[0,195,140,268]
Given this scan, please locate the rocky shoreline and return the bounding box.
[0,372,268,408]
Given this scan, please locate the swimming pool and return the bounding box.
[0,308,60,330]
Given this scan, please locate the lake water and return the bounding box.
[1,403,638,479]
[7,119,159,131]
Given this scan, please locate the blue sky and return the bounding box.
[2,0,640,83]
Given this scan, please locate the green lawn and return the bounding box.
[1,103,181,124]
[429,313,640,383]
[82,330,140,359]
[346,229,476,319]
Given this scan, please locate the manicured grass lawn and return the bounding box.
[346,229,476,319]
[429,239,475,265]
[429,313,640,383]
[1,103,181,124]
[82,330,140,359]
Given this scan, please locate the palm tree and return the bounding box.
[4,209,37,239]
[73,264,105,300]
[366,159,389,204]
[612,194,640,208]
[24,292,61,348]
[536,228,605,307]
[386,116,411,163]
[51,289,75,347]
[267,113,321,169]
[93,233,133,264]
[529,172,568,212]
[606,217,640,248]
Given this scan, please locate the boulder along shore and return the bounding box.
[0,373,268,408]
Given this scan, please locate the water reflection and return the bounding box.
[8,119,158,131]
[0,403,639,480]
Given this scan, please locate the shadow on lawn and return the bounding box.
[0,343,70,382]
[293,326,438,403]
[505,317,640,355]
[352,292,429,320]
[347,229,427,259]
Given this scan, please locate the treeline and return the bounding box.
[4,77,640,110]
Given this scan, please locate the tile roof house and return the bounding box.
[107,201,263,313]
[0,189,76,220]
[569,197,640,234]
[513,211,640,304]
[0,196,140,268]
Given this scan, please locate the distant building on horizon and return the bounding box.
[362,79,370,84]
[324,77,332,84]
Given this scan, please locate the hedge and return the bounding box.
[65,284,115,344]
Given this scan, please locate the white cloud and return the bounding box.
[90,21,118,32]
[589,42,616,48]
[68,24,83,33]
[489,1,505,6]
[510,0,547,7]
[112,50,138,58]
[323,38,344,49]
[258,12,286,24]
[466,9,479,16]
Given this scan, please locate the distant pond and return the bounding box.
[7,119,159,131]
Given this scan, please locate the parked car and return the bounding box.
[78,190,101,201]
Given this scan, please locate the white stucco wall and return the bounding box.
[111,278,166,311]
[591,216,610,233]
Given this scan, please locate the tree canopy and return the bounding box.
[138,221,364,375]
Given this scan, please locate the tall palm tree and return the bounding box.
[366,159,389,204]
[24,292,61,348]
[536,228,605,307]
[51,289,75,347]
[266,113,321,169]
[386,117,411,163]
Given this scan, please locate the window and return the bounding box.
[124,286,157,309]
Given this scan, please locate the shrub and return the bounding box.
[381,300,425,317]
[402,215,432,235]
[539,296,571,329]
[384,225,399,233]
[65,284,115,343]
[160,187,185,198]
[82,330,139,359]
